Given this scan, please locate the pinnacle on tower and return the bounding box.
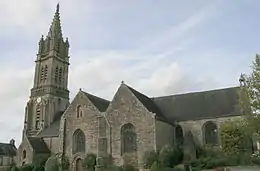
[48,3,63,38]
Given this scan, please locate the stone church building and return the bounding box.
[15,4,243,170]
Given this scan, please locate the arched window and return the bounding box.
[121,123,137,155]
[175,125,184,146]
[22,150,26,159]
[203,121,219,145]
[73,129,85,154]
[55,67,58,83]
[76,105,82,118]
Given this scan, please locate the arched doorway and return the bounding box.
[75,158,83,171]
[175,125,184,147]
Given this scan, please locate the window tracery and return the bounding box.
[121,123,137,155]
[73,129,85,154]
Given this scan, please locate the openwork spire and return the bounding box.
[48,3,63,38]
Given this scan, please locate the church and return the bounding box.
[13,4,243,170]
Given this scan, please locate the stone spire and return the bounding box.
[48,3,63,38]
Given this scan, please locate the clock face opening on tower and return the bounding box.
[37,97,42,103]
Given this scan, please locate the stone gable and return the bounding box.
[16,135,34,166]
[106,84,156,167]
[63,90,103,163]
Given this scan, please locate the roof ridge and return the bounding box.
[81,90,110,102]
[81,90,110,112]
[124,84,169,122]
[152,86,239,99]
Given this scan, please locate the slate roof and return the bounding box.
[37,120,61,137]
[37,111,64,137]
[82,91,110,112]
[28,137,50,154]
[0,143,16,156]
[126,85,168,122]
[152,87,241,122]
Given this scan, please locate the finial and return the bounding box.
[56,3,60,14]
[121,80,125,84]
[79,88,82,91]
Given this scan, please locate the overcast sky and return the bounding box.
[0,0,258,146]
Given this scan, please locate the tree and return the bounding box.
[239,54,260,135]
[219,119,249,155]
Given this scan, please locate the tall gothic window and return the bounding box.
[55,67,58,84]
[98,117,106,137]
[40,67,44,82]
[76,105,82,118]
[35,105,41,130]
[44,65,48,81]
[59,67,62,85]
[22,150,26,159]
[73,129,85,154]
[203,121,219,145]
[121,123,137,155]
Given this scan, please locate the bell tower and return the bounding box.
[24,4,70,136]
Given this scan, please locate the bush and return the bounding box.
[121,164,137,171]
[174,164,184,171]
[83,153,97,171]
[220,119,249,155]
[105,164,123,171]
[143,150,158,169]
[33,155,49,168]
[19,164,33,171]
[11,166,20,171]
[60,155,70,170]
[150,162,161,171]
[158,145,182,168]
[190,157,227,170]
[158,145,174,168]
[45,156,59,171]
[32,165,44,171]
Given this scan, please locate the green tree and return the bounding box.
[220,119,249,155]
[239,54,260,135]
